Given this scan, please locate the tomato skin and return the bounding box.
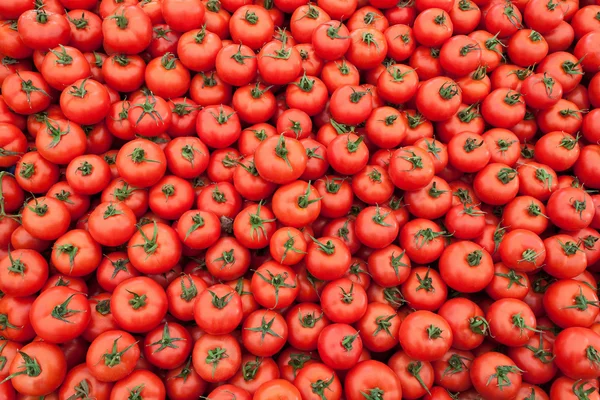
[18,10,71,52]
[293,362,341,400]
[255,136,308,185]
[143,322,192,370]
[509,335,557,386]
[543,234,587,279]
[66,154,112,195]
[389,146,435,191]
[59,363,113,400]
[413,8,453,47]
[486,262,530,300]
[516,162,558,202]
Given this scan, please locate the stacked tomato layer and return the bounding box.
[0,0,600,398]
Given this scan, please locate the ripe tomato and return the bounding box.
[111,276,168,333]
[6,341,66,396]
[470,352,522,399]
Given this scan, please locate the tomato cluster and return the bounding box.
[0,0,600,398]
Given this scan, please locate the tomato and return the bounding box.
[543,279,600,328]
[242,309,287,357]
[344,360,402,400]
[88,201,136,247]
[329,85,373,125]
[398,310,452,362]
[0,249,47,297]
[192,333,241,383]
[111,277,168,333]
[252,379,301,399]
[205,236,251,281]
[251,261,298,310]
[109,369,165,399]
[547,187,595,231]
[6,341,66,396]
[228,5,274,51]
[145,53,191,99]
[66,154,112,195]
[176,28,219,72]
[499,229,546,272]
[40,46,91,91]
[2,72,51,115]
[164,358,208,400]
[388,351,434,399]
[36,119,87,165]
[215,44,257,87]
[21,197,71,241]
[413,8,453,47]
[102,54,146,92]
[416,77,461,122]
[161,0,205,31]
[116,138,167,188]
[29,285,89,344]
[437,298,487,351]
[255,135,307,184]
[470,352,522,399]
[485,261,530,300]
[554,327,600,379]
[127,94,172,137]
[102,5,152,54]
[82,294,119,342]
[550,377,600,400]
[317,323,362,370]
[142,321,192,370]
[293,362,341,400]
[439,241,494,293]
[312,20,351,61]
[191,283,242,335]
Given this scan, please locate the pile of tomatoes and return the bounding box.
[0,0,600,398]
